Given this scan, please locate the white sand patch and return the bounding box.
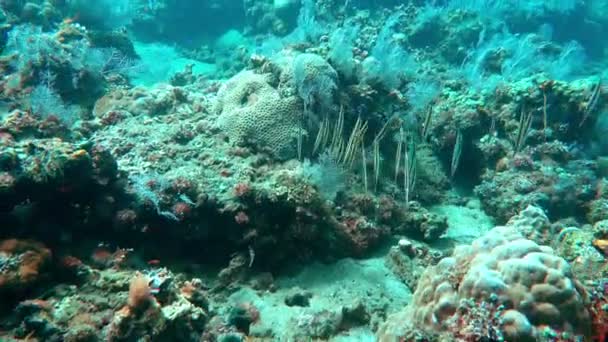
[227,257,410,340]
[432,199,494,243]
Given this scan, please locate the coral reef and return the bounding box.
[4,265,209,341]
[1,0,608,340]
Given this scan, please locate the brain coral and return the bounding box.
[215,70,303,159]
[378,224,591,341]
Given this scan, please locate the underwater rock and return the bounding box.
[394,202,448,242]
[105,297,166,341]
[84,269,208,341]
[273,0,298,12]
[553,225,608,285]
[93,84,197,119]
[291,53,338,110]
[414,144,451,205]
[216,253,250,290]
[1,110,70,140]
[475,158,597,224]
[13,298,62,340]
[0,138,117,212]
[227,302,260,335]
[341,301,370,328]
[88,30,138,58]
[288,309,343,340]
[1,261,210,341]
[284,288,312,307]
[587,198,608,224]
[593,219,608,239]
[386,234,446,291]
[243,0,296,35]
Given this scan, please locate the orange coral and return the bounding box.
[127,273,152,311]
[593,239,608,256]
[69,149,88,160]
[0,239,51,290]
[180,281,196,300]
[19,251,45,282]
[0,238,19,252]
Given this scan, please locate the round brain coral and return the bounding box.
[215,70,303,160]
[379,225,591,341]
